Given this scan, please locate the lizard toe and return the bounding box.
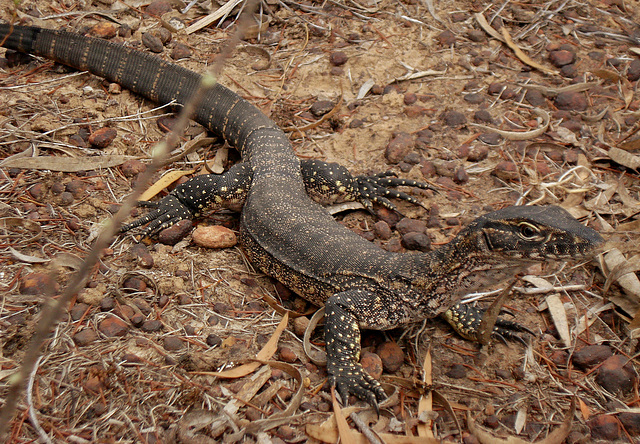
[330,371,387,410]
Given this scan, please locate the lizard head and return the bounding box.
[464,205,604,261]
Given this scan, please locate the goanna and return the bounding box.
[0,24,604,407]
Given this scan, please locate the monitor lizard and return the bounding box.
[0,24,604,407]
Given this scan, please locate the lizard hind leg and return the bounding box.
[121,162,253,237]
[324,289,388,410]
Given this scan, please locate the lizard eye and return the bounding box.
[518,222,539,240]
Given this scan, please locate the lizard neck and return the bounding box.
[403,228,529,317]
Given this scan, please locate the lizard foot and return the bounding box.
[330,368,387,412]
[356,171,435,214]
[120,194,195,237]
[443,303,535,345]
[300,160,435,215]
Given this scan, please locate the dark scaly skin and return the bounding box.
[0,24,605,408]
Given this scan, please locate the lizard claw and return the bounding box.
[355,173,435,214]
[330,369,387,413]
[120,194,195,237]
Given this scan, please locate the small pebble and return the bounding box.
[396,218,426,235]
[68,134,86,148]
[171,43,192,60]
[403,152,422,165]
[493,161,519,181]
[59,191,74,206]
[100,296,116,311]
[279,346,297,363]
[20,272,59,295]
[65,180,86,200]
[575,341,612,367]
[401,232,430,251]
[310,100,334,117]
[441,110,466,126]
[98,315,129,337]
[213,302,232,314]
[473,109,493,124]
[588,415,620,441]
[549,350,569,367]
[145,0,172,16]
[88,127,117,149]
[121,159,147,177]
[385,132,414,164]
[122,276,147,293]
[453,166,469,184]
[27,183,47,201]
[292,316,310,337]
[376,341,404,373]
[361,351,383,380]
[628,59,640,82]
[373,220,392,240]
[50,182,65,195]
[163,336,185,351]
[437,30,456,46]
[560,64,577,78]
[548,49,576,67]
[73,329,98,346]
[158,219,193,245]
[467,30,486,42]
[329,51,348,66]
[203,334,221,348]
[404,106,432,118]
[487,82,506,95]
[141,320,163,332]
[118,24,132,38]
[555,91,587,111]
[420,161,437,177]
[142,33,164,53]
[178,294,193,305]
[403,93,417,105]
[131,243,154,268]
[463,93,484,104]
[70,303,90,321]
[595,355,636,394]
[123,353,143,363]
[525,89,546,107]
[446,363,467,379]
[90,23,117,39]
[153,28,172,45]
[192,225,237,249]
[618,412,640,435]
[130,312,145,327]
[478,133,503,146]
[276,425,295,441]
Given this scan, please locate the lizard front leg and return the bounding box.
[300,159,434,214]
[121,162,253,236]
[443,303,535,344]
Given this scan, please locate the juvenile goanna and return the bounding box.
[0,24,604,407]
